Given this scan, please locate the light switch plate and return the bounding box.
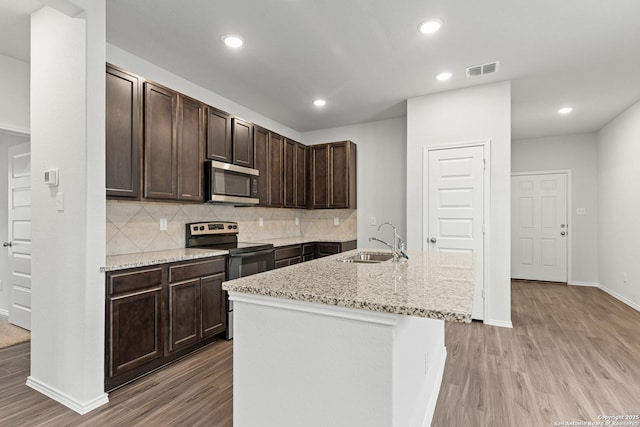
[370,216,377,226]
[334,217,339,226]
[160,218,168,230]
[56,192,64,211]
[295,217,300,226]
[259,217,264,227]
[576,208,586,215]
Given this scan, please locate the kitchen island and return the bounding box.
[223,248,474,427]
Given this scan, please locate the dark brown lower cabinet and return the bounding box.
[105,256,225,391]
[275,240,358,268]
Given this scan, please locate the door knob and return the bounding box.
[430,237,437,243]
[560,231,566,236]
[3,241,11,247]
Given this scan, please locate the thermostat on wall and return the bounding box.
[44,168,58,186]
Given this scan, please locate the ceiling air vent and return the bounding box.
[466,61,499,78]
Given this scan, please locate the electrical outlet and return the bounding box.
[623,272,628,284]
[259,217,264,227]
[576,208,586,215]
[0,280,3,292]
[370,216,377,226]
[334,217,339,226]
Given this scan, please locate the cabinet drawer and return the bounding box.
[275,245,302,261]
[169,257,225,283]
[108,267,163,296]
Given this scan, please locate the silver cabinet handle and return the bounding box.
[560,231,566,236]
[430,237,437,243]
[3,241,11,247]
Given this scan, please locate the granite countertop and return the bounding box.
[245,236,357,247]
[223,248,475,323]
[102,248,228,272]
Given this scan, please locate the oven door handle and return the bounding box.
[230,249,274,258]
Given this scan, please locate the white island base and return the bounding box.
[230,292,447,427]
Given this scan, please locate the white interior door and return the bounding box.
[7,142,31,330]
[426,145,485,320]
[511,173,567,282]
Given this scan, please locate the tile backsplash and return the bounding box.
[106,200,357,256]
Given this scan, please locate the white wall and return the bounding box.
[29,3,107,413]
[406,81,512,327]
[512,133,599,285]
[106,44,302,142]
[0,54,30,134]
[597,99,640,310]
[0,133,29,315]
[302,117,406,248]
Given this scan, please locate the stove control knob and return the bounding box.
[199,226,205,231]
[192,226,198,231]
[233,225,237,229]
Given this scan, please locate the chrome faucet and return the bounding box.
[369,222,409,261]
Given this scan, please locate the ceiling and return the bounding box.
[2,0,640,140]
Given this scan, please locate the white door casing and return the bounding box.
[424,143,487,320]
[511,173,568,282]
[7,142,31,330]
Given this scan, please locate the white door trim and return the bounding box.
[511,170,572,283]
[423,140,491,322]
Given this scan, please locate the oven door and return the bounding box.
[226,248,275,339]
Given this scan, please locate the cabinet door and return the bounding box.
[206,107,232,163]
[329,142,349,208]
[177,95,205,202]
[108,287,164,377]
[201,272,226,338]
[283,139,296,207]
[144,82,178,199]
[295,143,308,208]
[269,132,284,207]
[106,66,141,198]
[232,118,254,168]
[254,126,269,205]
[309,144,329,208]
[169,279,201,352]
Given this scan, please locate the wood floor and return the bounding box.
[1,281,639,426]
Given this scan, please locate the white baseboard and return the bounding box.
[0,309,8,317]
[598,285,640,313]
[568,281,600,287]
[422,347,447,427]
[484,319,513,328]
[26,376,108,415]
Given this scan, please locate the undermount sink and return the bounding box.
[341,251,394,263]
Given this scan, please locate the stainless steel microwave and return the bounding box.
[206,160,260,205]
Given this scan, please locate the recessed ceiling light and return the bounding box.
[435,72,452,81]
[558,107,573,114]
[313,99,326,107]
[222,34,244,48]
[418,20,442,34]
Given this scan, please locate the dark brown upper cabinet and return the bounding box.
[144,81,205,202]
[106,65,142,199]
[254,126,283,207]
[206,107,232,163]
[206,108,253,168]
[309,141,357,209]
[232,118,254,168]
[177,96,206,202]
[284,138,307,208]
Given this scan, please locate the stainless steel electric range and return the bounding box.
[186,221,275,339]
